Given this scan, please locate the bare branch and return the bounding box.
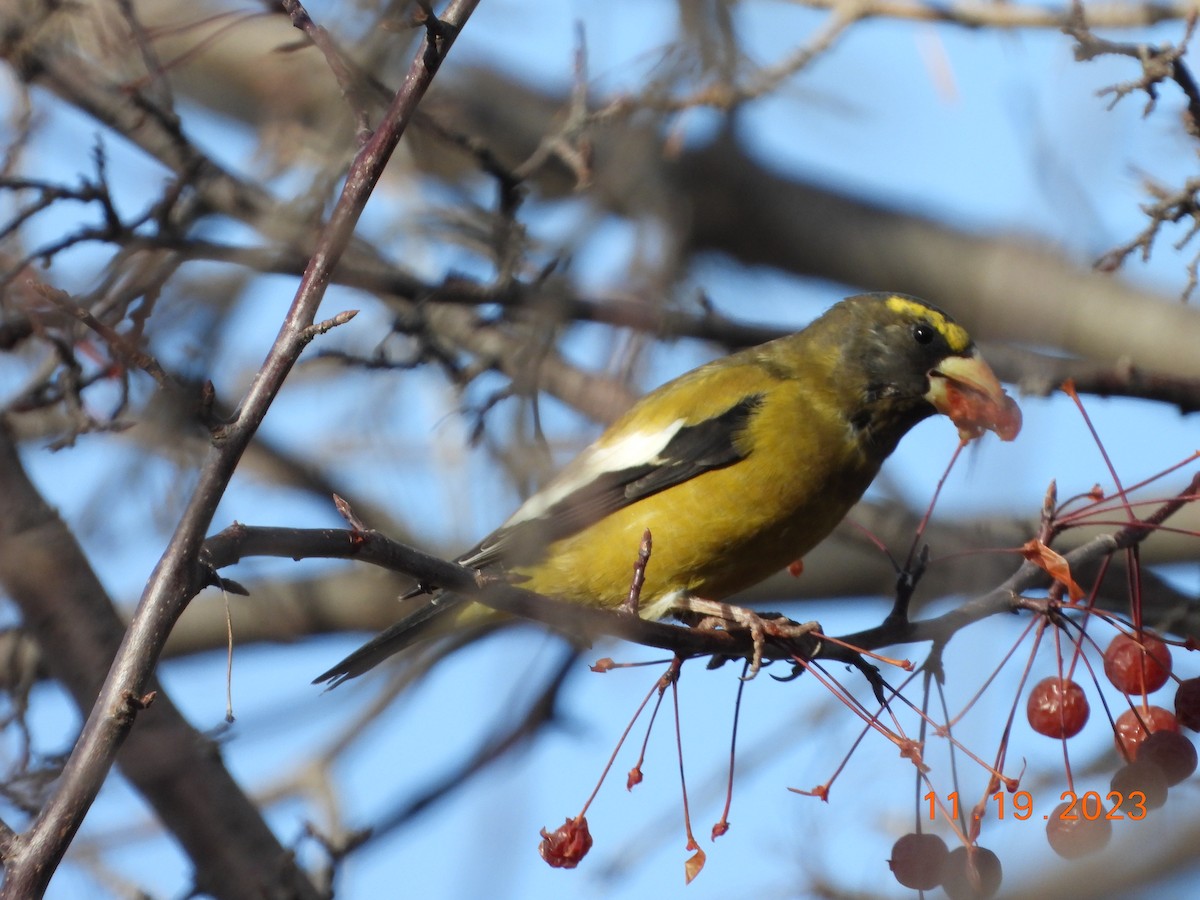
[0,1,481,894]
[0,423,318,898]
[200,473,1197,675]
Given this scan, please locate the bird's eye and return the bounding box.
[912,323,935,345]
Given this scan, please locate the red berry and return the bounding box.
[1113,706,1178,760]
[1027,677,1089,738]
[888,832,948,890]
[1175,677,1200,731]
[1138,730,1198,785]
[538,816,592,869]
[1104,632,1172,694]
[1045,799,1112,858]
[941,845,1002,900]
[1110,760,1168,810]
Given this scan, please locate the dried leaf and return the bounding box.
[684,845,706,884]
[1021,539,1085,601]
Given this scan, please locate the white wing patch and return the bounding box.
[503,419,686,527]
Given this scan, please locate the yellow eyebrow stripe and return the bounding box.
[885,295,972,354]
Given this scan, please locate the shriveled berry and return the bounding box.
[941,845,1002,900]
[1027,677,1089,738]
[538,815,592,869]
[1104,632,1172,695]
[1138,730,1198,786]
[1174,677,1200,731]
[1113,706,1178,760]
[888,832,948,890]
[1110,759,1168,810]
[1046,799,1112,858]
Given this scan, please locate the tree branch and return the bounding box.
[0,1,480,895]
[200,474,1196,678]
[0,423,316,898]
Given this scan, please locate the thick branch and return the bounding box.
[0,423,316,898]
[0,2,480,895]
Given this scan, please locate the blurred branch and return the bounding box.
[1066,12,1200,296]
[626,0,1200,114]
[0,0,480,894]
[128,233,1200,411]
[8,0,1200,432]
[672,132,1200,378]
[983,343,1200,412]
[1067,9,1200,126]
[792,0,1196,30]
[0,422,319,898]
[10,1,1200,372]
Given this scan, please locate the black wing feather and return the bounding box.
[461,394,765,569]
[312,592,469,687]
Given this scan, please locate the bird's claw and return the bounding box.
[675,598,821,680]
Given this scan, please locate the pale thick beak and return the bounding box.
[926,351,1022,442]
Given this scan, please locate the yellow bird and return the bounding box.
[316,293,1020,686]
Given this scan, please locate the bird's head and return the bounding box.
[831,293,1021,446]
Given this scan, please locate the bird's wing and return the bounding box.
[460,393,766,570]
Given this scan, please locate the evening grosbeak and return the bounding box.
[316,293,1020,686]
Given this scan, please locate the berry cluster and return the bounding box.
[889,630,1198,897]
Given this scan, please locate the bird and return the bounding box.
[315,292,1020,686]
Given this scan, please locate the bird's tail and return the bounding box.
[313,591,475,689]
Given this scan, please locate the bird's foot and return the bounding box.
[674,598,820,680]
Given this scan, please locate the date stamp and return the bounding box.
[925,790,1149,822]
